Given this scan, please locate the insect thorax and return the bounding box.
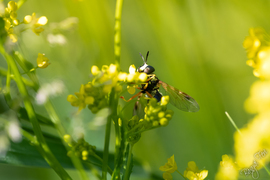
[142,74,160,93]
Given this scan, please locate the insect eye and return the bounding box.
[144,66,155,74]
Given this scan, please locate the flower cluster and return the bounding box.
[0,1,48,42]
[68,64,122,113]
[64,135,96,161]
[234,112,270,168]
[159,155,177,180]
[243,27,270,78]
[23,13,48,35]
[234,27,270,169]
[159,155,208,180]
[2,1,19,42]
[215,154,238,180]
[144,96,174,127]
[118,64,147,94]
[67,64,148,113]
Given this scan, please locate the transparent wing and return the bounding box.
[133,94,148,119]
[159,81,200,112]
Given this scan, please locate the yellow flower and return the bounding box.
[245,80,270,114]
[2,1,20,43]
[118,72,127,81]
[184,161,208,180]
[8,33,17,42]
[160,96,170,106]
[129,64,136,74]
[37,53,50,68]
[144,97,173,127]
[7,1,17,12]
[159,155,177,173]
[252,47,270,79]
[126,64,147,83]
[67,84,94,112]
[234,112,270,168]
[215,154,238,180]
[162,172,173,180]
[243,28,266,59]
[24,13,48,35]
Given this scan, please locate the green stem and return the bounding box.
[45,101,89,180]
[112,118,125,180]
[17,0,27,9]
[225,112,242,136]
[176,170,187,180]
[0,67,36,88]
[114,0,124,67]
[123,143,133,180]
[262,164,270,176]
[102,116,112,179]
[4,61,12,105]
[101,90,116,179]
[91,154,113,175]
[13,50,88,180]
[0,46,72,180]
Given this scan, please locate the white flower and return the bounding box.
[7,120,21,142]
[36,80,65,104]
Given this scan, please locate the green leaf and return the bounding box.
[0,130,162,179]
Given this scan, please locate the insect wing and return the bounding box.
[133,94,148,119]
[159,81,200,112]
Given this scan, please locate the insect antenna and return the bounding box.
[145,51,149,63]
[139,52,146,64]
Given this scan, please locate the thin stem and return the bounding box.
[91,154,113,175]
[101,90,116,179]
[17,0,27,9]
[0,46,72,180]
[176,170,187,180]
[112,118,125,180]
[225,112,270,175]
[114,0,124,67]
[262,164,270,176]
[4,60,12,105]
[127,125,159,137]
[102,116,112,179]
[123,143,133,180]
[225,111,242,136]
[0,67,36,88]
[13,50,88,180]
[45,101,89,180]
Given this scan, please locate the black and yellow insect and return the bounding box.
[122,51,200,113]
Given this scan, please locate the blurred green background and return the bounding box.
[1,0,270,179]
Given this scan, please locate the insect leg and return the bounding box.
[145,91,153,98]
[120,92,142,102]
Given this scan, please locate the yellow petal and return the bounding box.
[118,72,127,81]
[91,65,100,76]
[37,16,48,25]
[138,73,147,82]
[162,172,173,180]
[199,170,208,179]
[161,96,170,106]
[129,64,136,74]
[23,15,32,24]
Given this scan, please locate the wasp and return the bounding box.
[121,51,200,113]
